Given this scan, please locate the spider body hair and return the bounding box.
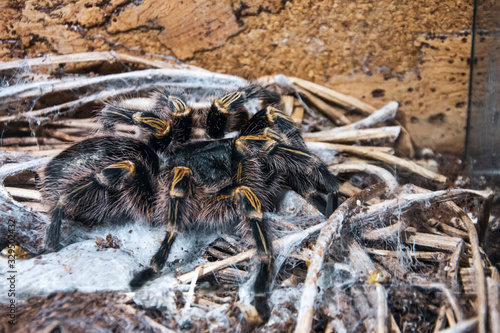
[38,84,338,322]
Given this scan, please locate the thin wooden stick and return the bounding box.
[0,68,247,103]
[281,95,295,116]
[436,317,478,333]
[434,305,448,332]
[288,76,377,113]
[0,87,138,122]
[5,187,42,201]
[477,193,494,245]
[308,141,448,183]
[487,277,500,333]
[304,101,399,141]
[452,208,488,333]
[0,137,64,146]
[174,216,327,286]
[297,88,351,125]
[329,163,399,190]
[337,101,398,131]
[376,283,389,333]
[357,188,492,224]
[439,284,464,322]
[361,222,411,240]
[0,147,66,156]
[446,307,457,327]
[295,183,388,333]
[366,248,446,261]
[407,233,463,252]
[304,126,401,143]
[0,51,192,72]
[183,266,202,311]
[43,129,79,142]
[448,239,464,291]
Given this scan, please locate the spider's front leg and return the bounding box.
[232,186,274,322]
[159,94,193,143]
[207,85,281,139]
[100,104,173,151]
[100,91,193,150]
[130,166,193,288]
[241,106,305,147]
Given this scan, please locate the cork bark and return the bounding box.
[0,0,474,153]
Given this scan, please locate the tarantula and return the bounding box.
[38,84,338,321]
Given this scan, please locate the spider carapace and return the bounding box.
[38,84,338,321]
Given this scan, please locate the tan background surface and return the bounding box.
[0,0,475,154]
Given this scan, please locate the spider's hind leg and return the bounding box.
[45,181,97,251]
[45,159,155,252]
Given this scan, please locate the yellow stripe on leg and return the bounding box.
[255,221,268,255]
[233,186,262,213]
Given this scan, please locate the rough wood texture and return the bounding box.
[0,0,473,153]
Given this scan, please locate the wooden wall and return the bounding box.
[0,0,474,154]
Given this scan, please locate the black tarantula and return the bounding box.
[38,84,338,321]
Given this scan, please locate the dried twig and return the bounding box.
[0,87,139,122]
[304,101,399,141]
[329,163,398,190]
[0,68,246,104]
[295,183,388,333]
[308,141,448,183]
[0,51,194,72]
[437,317,478,333]
[356,187,491,223]
[487,277,500,333]
[376,283,389,333]
[304,126,401,143]
[448,239,465,291]
[297,88,351,125]
[4,187,42,201]
[288,76,376,113]
[183,266,202,311]
[434,306,448,332]
[174,216,327,286]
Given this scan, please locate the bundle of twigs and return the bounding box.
[0,52,498,333]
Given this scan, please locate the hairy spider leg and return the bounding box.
[207,91,247,139]
[268,144,338,216]
[100,104,173,151]
[130,166,193,288]
[233,186,273,321]
[45,159,153,251]
[206,85,281,139]
[230,137,277,321]
[45,181,95,251]
[157,94,193,143]
[237,133,338,217]
[241,106,305,147]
